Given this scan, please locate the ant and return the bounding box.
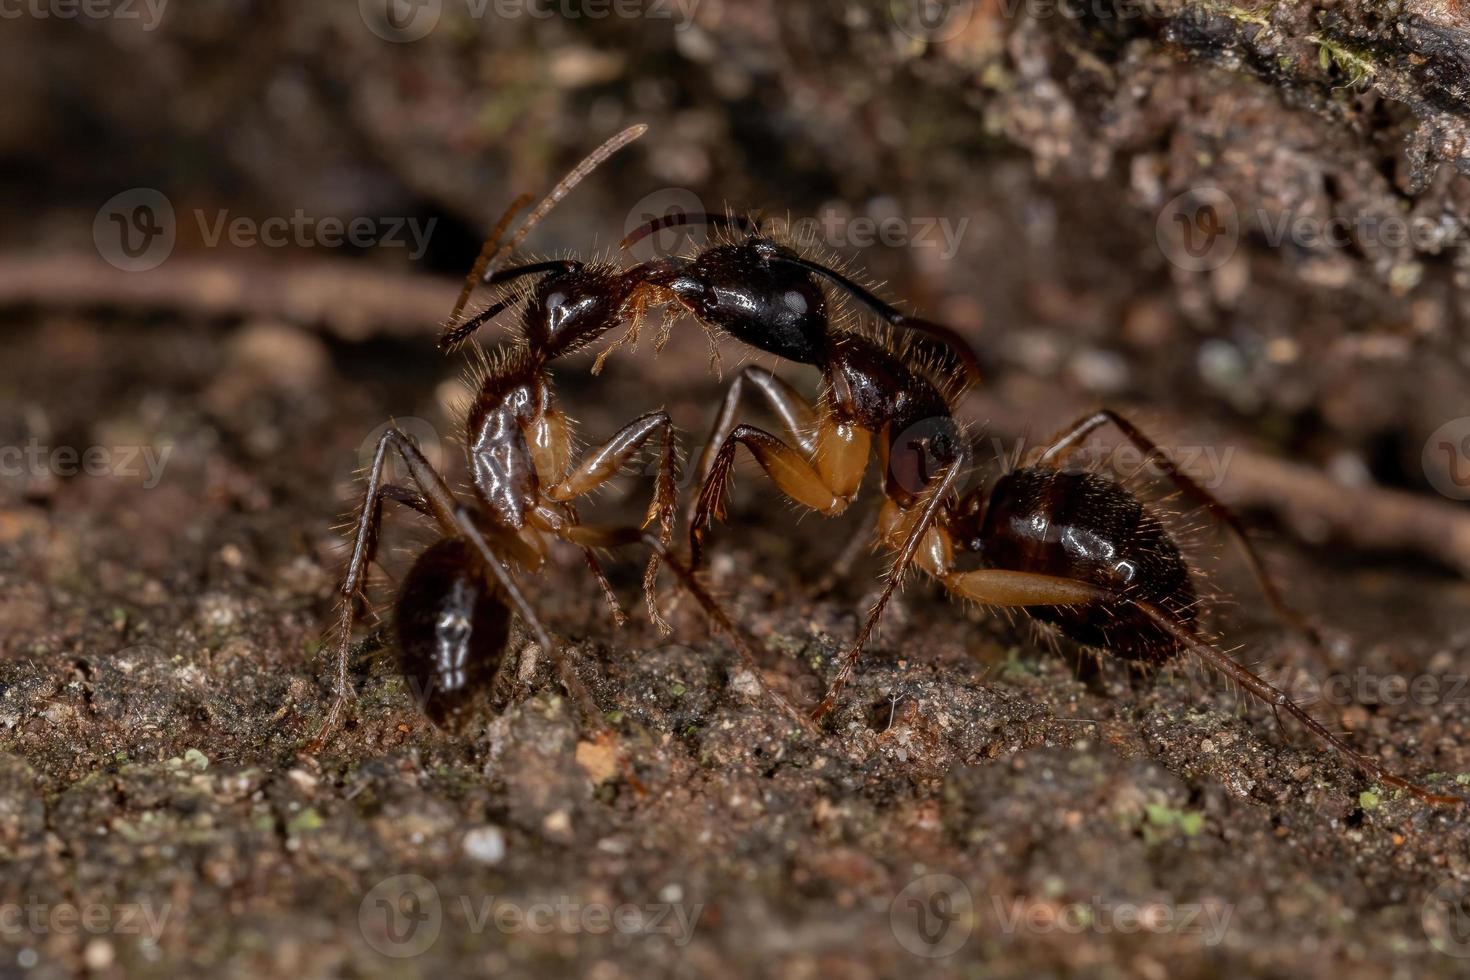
[621,215,1457,805]
[311,126,813,749]
[331,125,1456,805]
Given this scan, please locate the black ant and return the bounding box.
[614,214,1457,805]
[310,126,813,749]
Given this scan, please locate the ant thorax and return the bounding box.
[463,357,559,531]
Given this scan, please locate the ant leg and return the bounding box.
[450,511,609,735]
[561,501,628,627]
[1131,601,1459,806]
[812,501,877,597]
[772,254,982,387]
[689,419,872,568]
[543,411,680,632]
[936,567,1459,806]
[810,461,965,722]
[688,366,817,529]
[1037,409,1324,652]
[561,524,819,737]
[310,428,468,752]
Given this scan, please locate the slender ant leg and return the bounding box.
[933,566,1459,806]
[809,460,966,722]
[690,423,863,567]
[542,410,681,632]
[687,365,817,531]
[309,427,604,752]
[561,524,819,736]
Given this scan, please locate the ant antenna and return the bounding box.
[451,192,533,324]
[449,123,649,324]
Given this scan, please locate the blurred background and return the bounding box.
[3,1,1470,977]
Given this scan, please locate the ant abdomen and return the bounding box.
[395,538,511,731]
[978,468,1198,664]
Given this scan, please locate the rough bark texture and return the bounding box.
[3,2,1470,977]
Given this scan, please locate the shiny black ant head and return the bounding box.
[395,538,510,732]
[667,239,829,366]
[525,262,636,360]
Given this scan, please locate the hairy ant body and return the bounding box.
[322,125,1457,805]
[941,414,1458,805]
[312,126,812,748]
[615,217,1456,805]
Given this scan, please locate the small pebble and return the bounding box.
[463,825,507,865]
[84,939,114,970]
[543,809,573,841]
[730,669,762,699]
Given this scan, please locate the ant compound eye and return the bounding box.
[782,289,809,315]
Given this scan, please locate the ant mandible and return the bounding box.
[311,126,813,749]
[623,214,1455,805]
